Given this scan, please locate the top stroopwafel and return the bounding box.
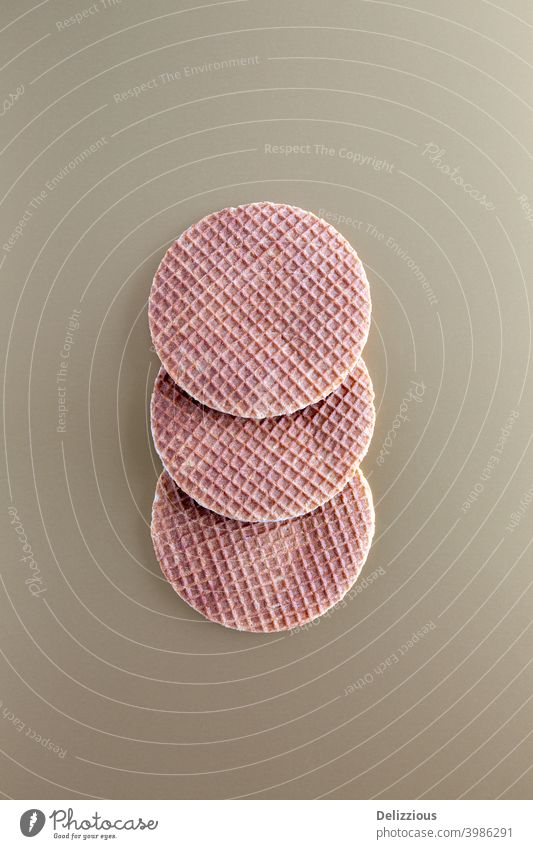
[148,202,371,418]
[151,360,375,522]
[151,468,375,632]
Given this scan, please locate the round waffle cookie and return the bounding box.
[148,202,371,418]
[151,360,375,522]
[151,469,375,633]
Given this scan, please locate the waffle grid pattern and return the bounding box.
[151,469,375,632]
[148,202,371,418]
[149,202,375,632]
[151,361,375,522]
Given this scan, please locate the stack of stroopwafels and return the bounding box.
[149,202,375,633]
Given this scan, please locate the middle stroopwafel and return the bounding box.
[151,360,375,523]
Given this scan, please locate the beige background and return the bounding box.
[1,0,532,800]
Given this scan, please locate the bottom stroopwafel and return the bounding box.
[151,470,375,633]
